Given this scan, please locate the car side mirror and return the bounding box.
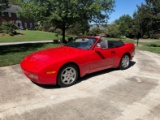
[94,47,102,52]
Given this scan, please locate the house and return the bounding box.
[0,5,34,29]
[89,24,105,31]
[89,24,106,36]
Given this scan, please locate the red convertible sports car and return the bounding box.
[20,36,135,87]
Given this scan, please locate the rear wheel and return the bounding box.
[119,54,130,69]
[58,64,78,87]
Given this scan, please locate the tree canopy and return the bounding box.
[18,0,115,42]
[105,0,160,39]
[0,0,9,11]
[133,0,160,38]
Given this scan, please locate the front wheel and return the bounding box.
[57,64,78,87]
[119,54,130,70]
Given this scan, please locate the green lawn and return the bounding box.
[0,43,61,67]
[137,41,160,53]
[0,30,58,42]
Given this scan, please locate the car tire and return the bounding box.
[57,64,78,87]
[119,54,130,70]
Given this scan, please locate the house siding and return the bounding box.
[0,5,34,29]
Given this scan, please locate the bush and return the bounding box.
[68,37,73,42]
[151,34,160,39]
[0,27,2,33]
[120,36,126,39]
[55,28,62,35]
[89,28,102,36]
[48,27,55,32]
[1,21,17,35]
[143,35,149,39]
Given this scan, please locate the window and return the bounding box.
[30,23,33,28]
[96,40,102,47]
[65,38,96,50]
[24,22,28,28]
[8,12,12,17]
[16,14,19,18]
[0,12,5,16]
[5,12,8,17]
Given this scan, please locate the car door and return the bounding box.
[98,48,116,67]
[89,41,116,72]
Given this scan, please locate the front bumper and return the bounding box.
[20,60,57,85]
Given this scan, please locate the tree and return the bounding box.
[0,0,9,11]
[115,15,133,37]
[105,23,120,38]
[8,0,22,5]
[133,0,160,38]
[1,21,17,35]
[67,20,90,36]
[19,0,115,43]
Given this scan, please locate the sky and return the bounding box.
[108,0,146,23]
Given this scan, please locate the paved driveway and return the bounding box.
[0,50,160,120]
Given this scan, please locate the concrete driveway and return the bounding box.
[0,50,160,120]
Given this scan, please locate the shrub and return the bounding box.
[143,35,149,39]
[48,27,55,32]
[0,26,3,33]
[151,34,160,39]
[68,37,73,42]
[120,36,126,39]
[38,26,45,31]
[1,21,17,35]
[55,28,62,35]
[89,28,101,36]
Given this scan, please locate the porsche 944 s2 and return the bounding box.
[20,36,135,87]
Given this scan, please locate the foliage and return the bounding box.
[0,0,9,11]
[8,0,22,5]
[18,0,115,43]
[105,23,120,38]
[115,15,134,37]
[133,0,160,38]
[0,26,3,33]
[151,34,160,39]
[48,27,55,32]
[143,35,149,39]
[105,14,135,38]
[1,21,17,35]
[89,28,102,36]
[55,28,62,35]
[67,21,90,35]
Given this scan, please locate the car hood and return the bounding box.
[24,46,86,64]
[21,46,87,71]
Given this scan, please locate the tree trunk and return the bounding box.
[62,23,66,43]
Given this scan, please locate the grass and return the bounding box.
[0,30,58,42]
[0,43,61,67]
[137,41,160,53]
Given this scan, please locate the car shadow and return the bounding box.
[32,82,61,89]
[77,61,136,84]
[36,61,136,89]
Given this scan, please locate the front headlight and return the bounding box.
[29,73,38,80]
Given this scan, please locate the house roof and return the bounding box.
[2,5,21,13]
[89,24,105,31]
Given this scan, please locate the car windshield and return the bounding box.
[65,38,97,50]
